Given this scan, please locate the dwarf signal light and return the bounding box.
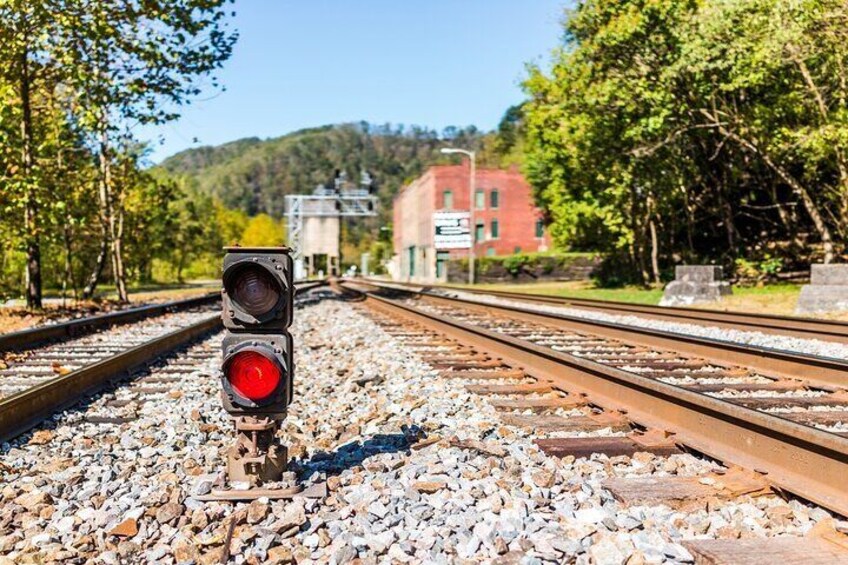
[220,247,294,419]
[220,246,295,484]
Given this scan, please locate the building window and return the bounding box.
[490,189,499,209]
[490,219,499,239]
[442,190,453,209]
[475,189,485,210]
[535,219,544,238]
[486,247,496,257]
[475,221,484,242]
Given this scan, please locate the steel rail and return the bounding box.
[0,279,327,353]
[0,314,220,443]
[0,292,221,353]
[294,280,329,294]
[359,277,848,343]
[0,282,322,443]
[350,285,848,517]
[354,279,848,390]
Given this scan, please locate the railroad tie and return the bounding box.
[499,412,631,433]
[488,394,587,412]
[602,467,771,509]
[682,519,848,564]
[534,431,680,459]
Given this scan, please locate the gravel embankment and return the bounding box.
[0,297,835,564]
[443,290,848,360]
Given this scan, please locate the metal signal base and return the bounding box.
[226,416,288,484]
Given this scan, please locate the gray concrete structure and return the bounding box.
[660,265,732,306]
[285,175,377,278]
[795,264,848,313]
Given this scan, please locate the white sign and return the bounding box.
[434,211,471,249]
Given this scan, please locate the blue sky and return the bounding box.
[140,1,567,163]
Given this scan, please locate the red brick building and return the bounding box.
[391,164,551,282]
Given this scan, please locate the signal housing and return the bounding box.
[220,247,294,419]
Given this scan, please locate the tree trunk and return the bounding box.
[768,184,804,249]
[100,129,128,303]
[111,195,128,302]
[628,187,648,285]
[647,194,661,287]
[62,223,77,303]
[716,170,737,254]
[19,46,42,310]
[82,228,109,299]
[681,184,695,257]
[176,248,187,283]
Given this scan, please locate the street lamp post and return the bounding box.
[440,147,476,285]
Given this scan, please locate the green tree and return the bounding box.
[678,0,848,263]
[56,0,237,301]
[524,0,695,284]
[215,203,250,247]
[239,214,286,247]
[523,0,848,283]
[0,0,55,308]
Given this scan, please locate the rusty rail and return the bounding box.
[0,291,221,353]
[346,282,848,516]
[0,314,220,443]
[354,279,848,390]
[293,279,328,295]
[0,282,323,443]
[358,277,848,343]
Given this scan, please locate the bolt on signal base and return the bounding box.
[226,416,288,484]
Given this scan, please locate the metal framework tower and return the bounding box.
[285,172,378,278]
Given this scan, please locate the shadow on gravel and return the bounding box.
[292,426,425,478]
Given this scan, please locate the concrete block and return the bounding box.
[796,285,848,313]
[674,265,723,284]
[809,264,848,286]
[796,264,848,313]
[660,265,731,306]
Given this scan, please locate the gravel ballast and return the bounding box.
[0,296,837,564]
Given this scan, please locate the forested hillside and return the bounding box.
[158,121,524,271]
[160,123,493,218]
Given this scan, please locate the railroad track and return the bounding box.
[363,278,848,344]
[343,279,848,531]
[0,292,220,353]
[4,282,847,563]
[0,281,325,443]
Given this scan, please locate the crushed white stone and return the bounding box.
[0,296,836,564]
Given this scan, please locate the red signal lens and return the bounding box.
[225,351,281,402]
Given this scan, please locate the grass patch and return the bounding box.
[471,280,665,305]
